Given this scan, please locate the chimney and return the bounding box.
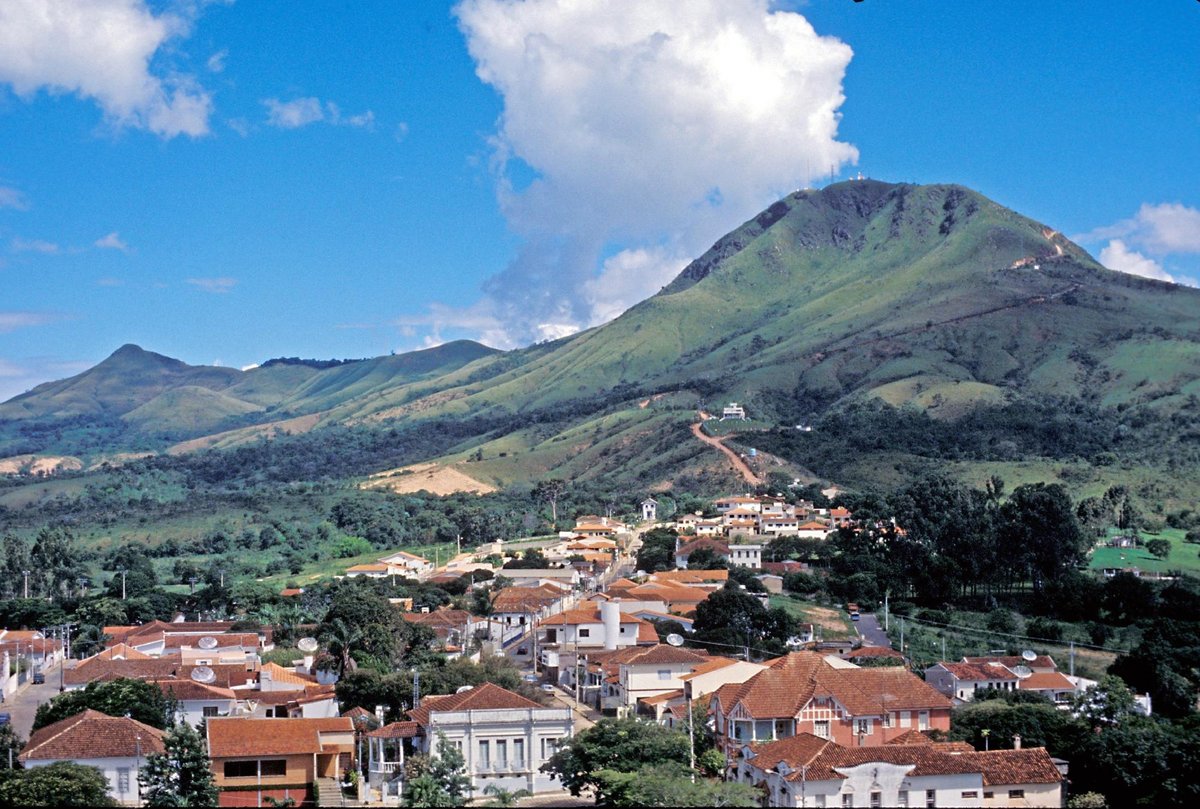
[1013,734,1022,750]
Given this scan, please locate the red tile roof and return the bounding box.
[957,748,1063,785]
[152,679,237,701]
[1019,672,1076,691]
[366,721,420,739]
[963,654,1057,671]
[491,585,564,613]
[713,652,951,721]
[207,717,351,758]
[20,710,165,762]
[676,538,731,557]
[407,682,542,726]
[937,661,1020,681]
[65,658,255,687]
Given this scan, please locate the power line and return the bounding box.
[897,614,1128,652]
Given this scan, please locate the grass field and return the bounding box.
[1088,528,1200,576]
[770,594,857,640]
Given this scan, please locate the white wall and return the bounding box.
[25,756,145,807]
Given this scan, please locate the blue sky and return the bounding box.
[1,0,1197,402]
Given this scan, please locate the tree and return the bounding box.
[998,483,1088,593]
[541,718,689,798]
[0,724,21,771]
[691,585,796,655]
[318,580,431,672]
[139,721,219,807]
[0,761,117,807]
[1145,538,1172,560]
[590,763,758,807]
[532,479,566,525]
[1072,676,1136,728]
[635,528,678,573]
[685,547,727,571]
[482,784,532,807]
[403,732,470,807]
[33,678,171,732]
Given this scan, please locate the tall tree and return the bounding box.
[403,733,470,807]
[541,718,689,799]
[533,479,566,525]
[33,678,171,732]
[0,761,117,807]
[139,722,219,808]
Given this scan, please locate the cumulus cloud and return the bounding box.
[0,186,29,210]
[1080,202,1200,287]
[1099,239,1174,283]
[0,0,212,137]
[186,276,237,293]
[95,231,130,251]
[206,48,228,73]
[263,97,375,130]
[425,0,857,346]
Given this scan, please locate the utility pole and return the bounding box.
[686,683,696,783]
[899,618,904,656]
[884,590,890,633]
[119,568,127,601]
[1069,641,1075,677]
[22,570,29,600]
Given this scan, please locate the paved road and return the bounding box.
[856,613,892,648]
[4,661,66,740]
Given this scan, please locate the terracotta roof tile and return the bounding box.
[936,662,1019,681]
[65,658,254,687]
[407,682,542,726]
[964,655,1057,671]
[956,748,1063,785]
[366,721,420,739]
[152,679,237,701]
[207,717,351,758]
[20,710,165,762]
[1019,672,1076,691]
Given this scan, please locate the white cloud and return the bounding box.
[95,231,130,251]
[264,97,324,129]
[186,276,237,293]
[435,0,857,347]
[206,48,228,73]
[11,237,59,254]
[0,186,29,210]
[1079,203,1200,255]
[0,0,212,138]
[1099,239,1174,283]
[263,97,375,130]
[0,311,61,333]
[0,356,91,402]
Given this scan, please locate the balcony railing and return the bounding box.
[474,759,531,775]
[370,761,404,774]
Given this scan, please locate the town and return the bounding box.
[0,466,1178,808]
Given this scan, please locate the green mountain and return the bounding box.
[4,180,1199,495]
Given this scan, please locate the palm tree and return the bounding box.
[323,618,363,675]
[483,784,532,807]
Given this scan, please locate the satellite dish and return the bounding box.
[191,665,216,684]
[244,699,259,714]
[455,685,475,693]
[665,633,685,647]
[297,637,319,653]
[1012,665,1033,678]
[197,636,219,650]
[1021,649,1038,662]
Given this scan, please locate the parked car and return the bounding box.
[540,683,556,693]
[851,612,861,622]
[0,713,11,726]
[32,671,45,684]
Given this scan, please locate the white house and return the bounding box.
[154,679,239,727]
[737,732,1065,808]
[378,550,435,579]
[366,683,574,802]
[641,498,658,522]
[19,710,166,807]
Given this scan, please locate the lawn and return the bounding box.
[1088,528,1200,576]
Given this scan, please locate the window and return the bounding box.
[883,712,892,728]
[513,739,525,767]
[918,711,930,731]
[856,718,872,736]
[815,796,826,808]
[259,760,287,777]
[899,711,911,728]
[870,792,882,808]
[983,793,993,799]
[224,761,258,779]
[540,738,559,760]
[496,740,508,769]
[479,740,490,768]
[897,790,908,807]
[116,768,130,794]
[658,669,673,681]
[579,628,591,638]
[925,789,936,808]
[961,792,978,799]
[814,720,831,739]
[1008,790,1025,799]
[202,706,219,717]
[842,795,853,808]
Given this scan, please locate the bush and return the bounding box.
[986,608,1018,633]
[1026,616,1063,642]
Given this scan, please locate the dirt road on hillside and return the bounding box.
[691,419,762,486]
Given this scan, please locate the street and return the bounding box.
[4,661,67,741]
[856,613,892,648]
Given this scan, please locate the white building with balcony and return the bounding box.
[365,683,574,803]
